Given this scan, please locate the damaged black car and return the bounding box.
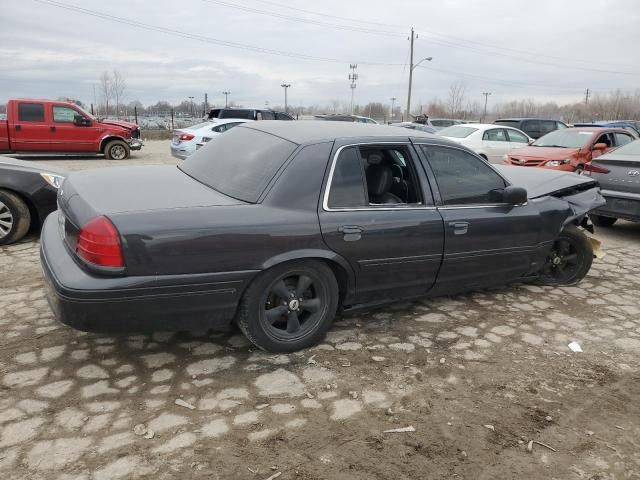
[40,122,605,352]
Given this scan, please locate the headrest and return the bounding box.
[365,151,384,165]
[367,164,393,196]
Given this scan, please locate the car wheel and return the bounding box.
[236,260,339,352]
[0,190,31,246]
[575,165,584,175]
[591,215,617,227]
[538,225,593,286]
[104,140,130,160]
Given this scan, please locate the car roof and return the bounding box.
[495,118,564,122]
[241,120,442,145]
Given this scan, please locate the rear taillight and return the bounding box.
[179,133,195,141]
[584,163,610,175]
[76,216,124,268]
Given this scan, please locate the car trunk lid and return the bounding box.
[589,155,640,194]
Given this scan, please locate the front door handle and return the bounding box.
[448,221,469,235]
[338,225,363,242]
[50,126,56,133]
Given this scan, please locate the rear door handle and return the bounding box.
[448,221,469,235]
[338,225,363,241]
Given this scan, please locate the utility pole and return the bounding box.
[222,91,230,108]
[188,96,194,115]
[390,97,396,121]
[281,83,291,112]
[406,28,415,121]
[204,93,209,115]
[482,92,492,122]
[349,64,358,115]
[584,88,590,105]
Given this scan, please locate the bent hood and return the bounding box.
[507,146,579,160]
[494,165,598,198]
[98,119,139,130]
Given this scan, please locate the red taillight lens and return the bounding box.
[179,133,195,141]
[76,216,124,268]
[584,163,610,175]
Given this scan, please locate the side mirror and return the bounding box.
[73,115,91,127]
[490,186,528,205]
[528,139,535,145]
[593,142,608,151]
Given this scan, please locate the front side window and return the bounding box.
[18,103,45,122]
[540,120,557,134]
[180,126,297,203]
[261,111,276,120]
[556,122,567,129]
[421,146,507,205]
[594,133,612,148]
[275,112,293,120]
[53,106,80,123]
[483,129,507,141]
[506,129,529,143]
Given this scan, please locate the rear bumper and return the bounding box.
[40,211,257,332]
[170,142,194,160]
[593,190,640,222]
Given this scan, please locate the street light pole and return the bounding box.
[188,96,194,115]
[222,91,230,108]
[406,28,432,122]
[390,97,396,121]
[281,83,291,112]
[349,64,358,115]
[482,92,492,122]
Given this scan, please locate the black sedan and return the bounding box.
[0,157,65,245]
[586,139,640,226]
[41,122,604,352]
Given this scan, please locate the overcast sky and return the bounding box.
[1,0,639,111]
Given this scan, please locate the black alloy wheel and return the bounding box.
[539,225,593,286]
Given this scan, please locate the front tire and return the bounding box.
[538,225,593,286]
[0,190,31,246]
[236,260,339,352]
[104,140,130,160]
[591,215,617,227]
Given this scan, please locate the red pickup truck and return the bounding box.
[0,99,143,159]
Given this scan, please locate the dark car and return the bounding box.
[207,108,294,121]
[0,157,65,245]
[41,122,603,352]
[585,139,640,226]
[494,118,569,139]
[573,121,640,137]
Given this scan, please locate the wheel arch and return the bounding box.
[259,249,356,306]
[99,135,129,153]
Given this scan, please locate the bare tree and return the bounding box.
[111,70,126,118]
[99,71,112,117]
[446,81,467,118]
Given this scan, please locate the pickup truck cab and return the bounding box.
[0,99,143,159]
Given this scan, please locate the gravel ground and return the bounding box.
[1,142,640,479]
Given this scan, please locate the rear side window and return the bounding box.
[276,112,293,120]
[327,147,367,208]
[540,120,557,135]
[18,103,45,122]
[218,109,253,119]
[260,111,276,120]
[180,127,297,203]
[421,146,507,205]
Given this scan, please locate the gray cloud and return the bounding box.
[1,0,639,109]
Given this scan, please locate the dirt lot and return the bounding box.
[1,141,640,479]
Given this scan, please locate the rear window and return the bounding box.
[494,120,520,127]
[18,103,45,122]
[438,126,478,138]
[180,126,297,203]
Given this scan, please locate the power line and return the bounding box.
[200,0,403,37]
[247,0,636,72]
[32,0,402,65]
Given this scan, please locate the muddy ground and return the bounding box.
[1,142,639,479]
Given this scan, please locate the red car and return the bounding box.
[503,127,635,173]
[0,99,142,159]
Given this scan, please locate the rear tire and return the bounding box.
[591,215,617,227]
[0,190,31,246]
[236,260,339,353]
[538,225,593,286]
[575,165,584,175]
[104,140,130,160]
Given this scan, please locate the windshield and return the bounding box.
[219,109,253,119]
[611,139,640,155]
[533,129,594,148]
[438,126,478,138]
[180,126,297,203]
